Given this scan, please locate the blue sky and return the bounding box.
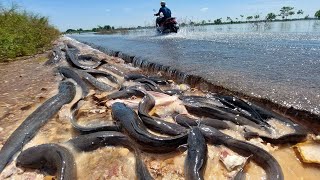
[2,0,320,31]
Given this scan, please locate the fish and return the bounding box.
[67,131,153,180]
[58,66,89,97]
[0,81,76,173]
[185,127,207,180]
[77,70,115,92]
[138,92,187,136]
[180,96,267,130]
[70,100,120,133]
[65,48,101,69]
[16,144,76,180]
[199,125,284,180]
[84,69,119,84]
[174,114,230,130]
[111,102,188,153]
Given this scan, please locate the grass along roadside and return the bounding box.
[0,5,60,62]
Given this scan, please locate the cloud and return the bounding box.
[200,7,209,12]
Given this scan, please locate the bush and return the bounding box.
[0,5,60,61]
[315,10,320,19]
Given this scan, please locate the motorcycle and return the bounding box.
[156,17,179,34]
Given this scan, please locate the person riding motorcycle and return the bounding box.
[154,1,171,27]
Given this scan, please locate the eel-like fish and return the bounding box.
[65,48,101,70]
[138,92,187,136]
[199,125,284,180]
[106,86,145,100]
[16,144,76,180]
[70,100,120,133]
[180,96,268,130]
[0,81,76,173]
[185,127,207,180]
[58,66,89,97]
[44,47,62,65]
[84,69,119,84]
[67,131,153,180]
[133,78,164,93]
[101,64,126,77]
[217,95,307,144]
[174,114,230,130]
[77,70,115,92]
[111,102,188,153]
[125,74,147,81]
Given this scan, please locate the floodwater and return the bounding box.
[70,20,320,115]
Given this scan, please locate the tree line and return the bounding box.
[66,7,320,33]
[182,7,320,26]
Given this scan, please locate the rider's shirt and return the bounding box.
[158,7,171,18]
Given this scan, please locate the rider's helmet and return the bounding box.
[160,1,166,6]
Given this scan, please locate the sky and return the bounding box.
[1,0,320,31]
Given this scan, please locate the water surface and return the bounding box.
[71,20,320,114]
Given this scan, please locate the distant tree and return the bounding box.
[266,13,277,21]
[189,21,195,26]
[112,26,115,30]
[297,10,304,18]
[92,28,97,32]
[180,22,187,26]
[103,25,111,30]
[246,16,253,21]
[226,17,233,23]
[279,6,295,20]
[254,15,260,21]
[288,11,295,18]
[66,29,76,33]
[305,15,310,19]
[201,20,206,25]
[240,15,244,21]
[315,10,320,19]
[235,18,238,22]
[78,28,83,32]
[214,18,222,24]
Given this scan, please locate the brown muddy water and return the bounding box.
[0,37,319,180]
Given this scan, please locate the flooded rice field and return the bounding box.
[0,36,319,180]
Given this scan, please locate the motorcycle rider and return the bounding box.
[154,1,171,27]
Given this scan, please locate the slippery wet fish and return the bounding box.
[58,66,89,97]
[65,48,101,69]
[106,86,145,100]
[125,74,147,81]
[138,92,187,136]
[174,114,230,130]
[44,47,62,65]
[111,102,188,153]
[67,131,153,180]
[185,127,207,180]
[77,70,115,92]
[180,96,267,130]
[84,69,119,84]
[16,144,76,180]
[199,125,284,180]
[0,81,76,173]
[70,101,120,133]
[134,78,164,93]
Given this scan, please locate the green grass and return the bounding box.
[0,5,60,61]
